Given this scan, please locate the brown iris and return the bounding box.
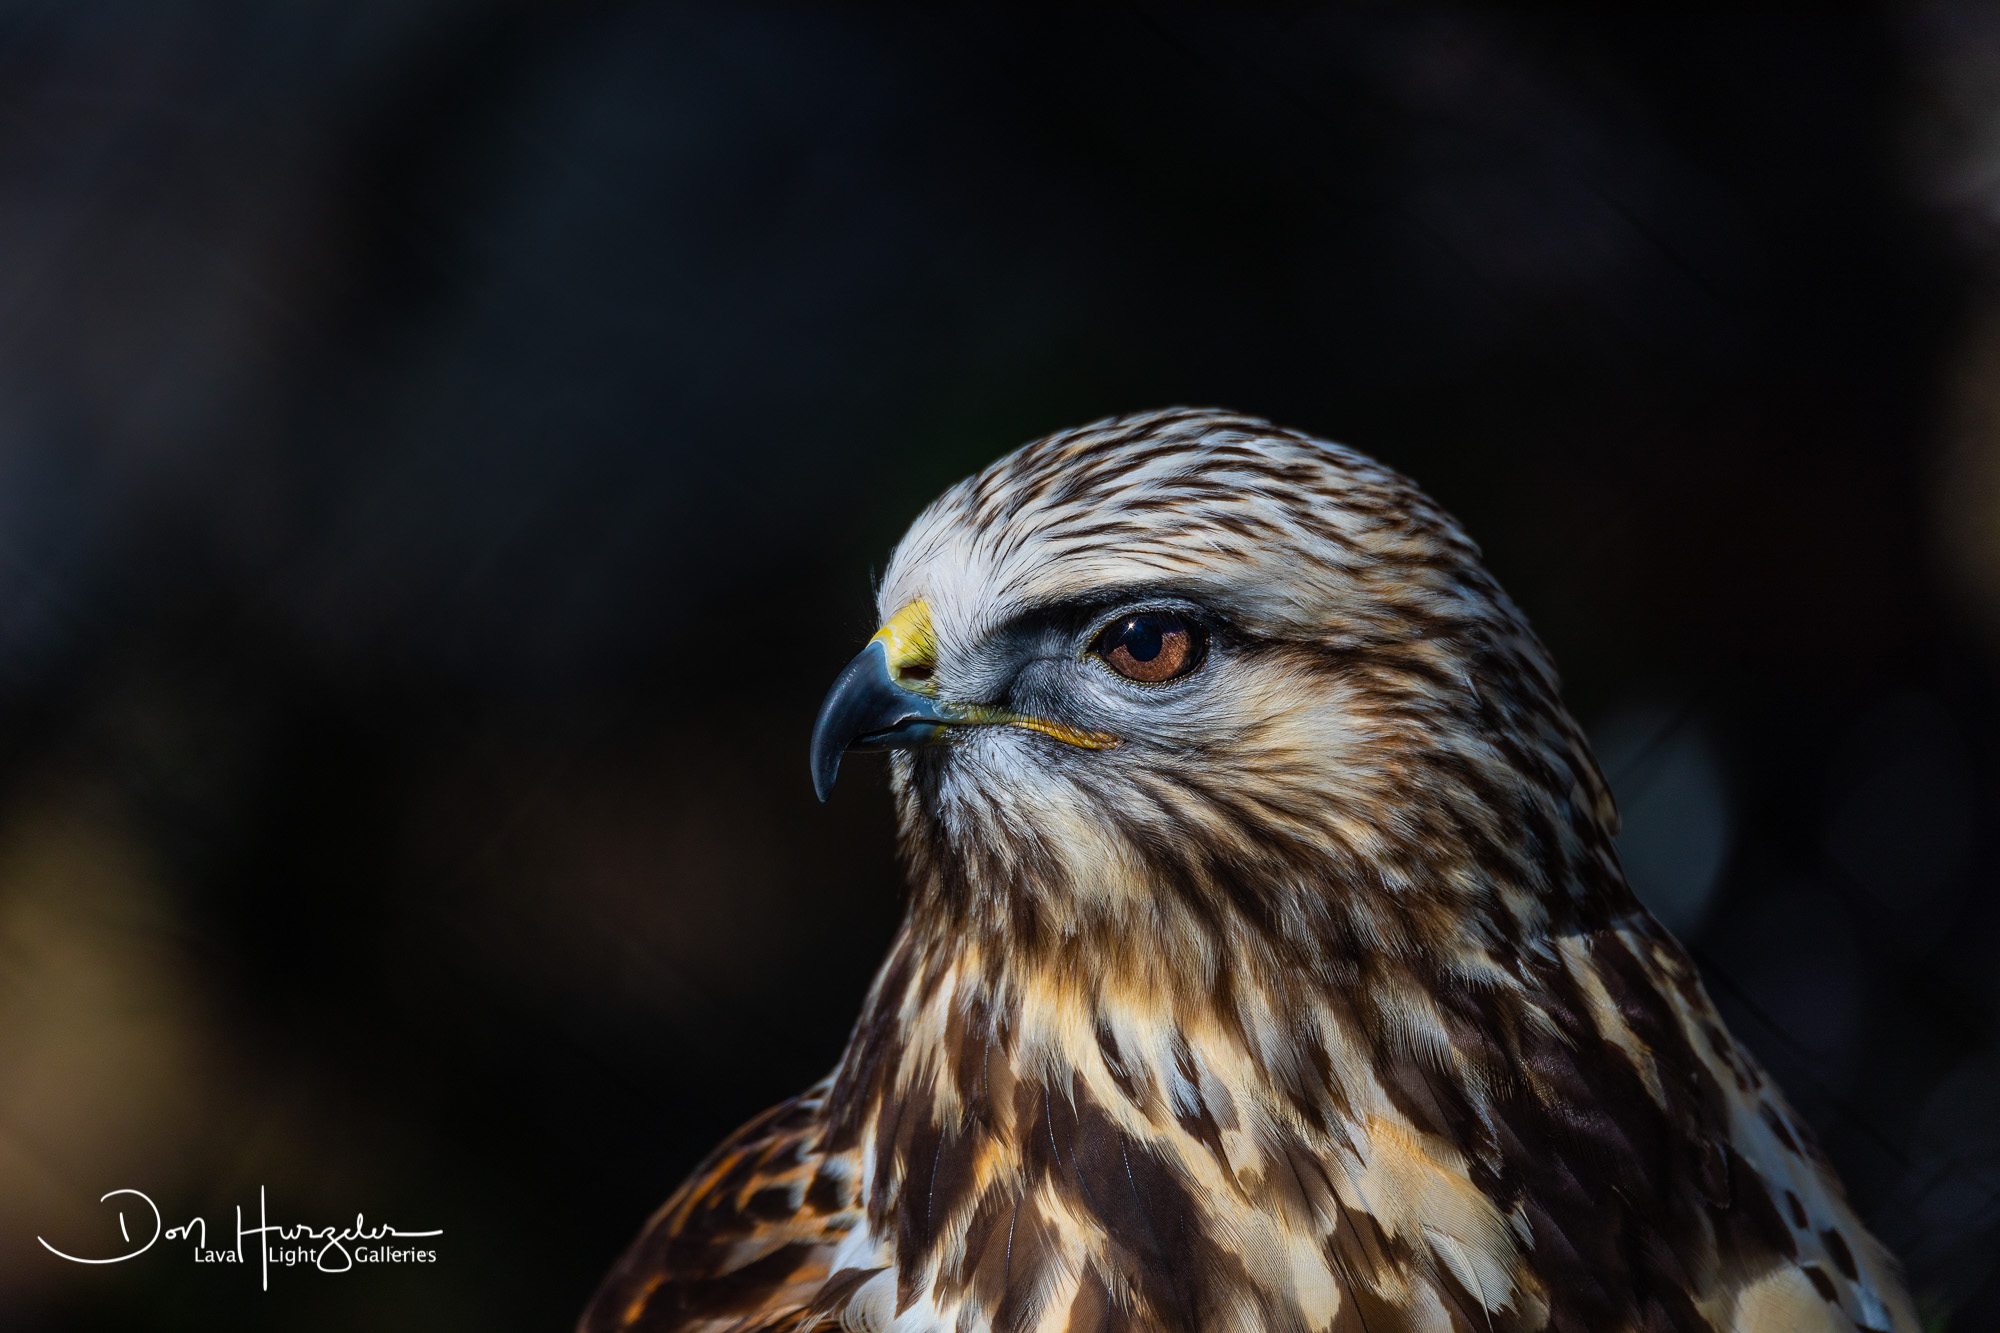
[1093,612,1202,682]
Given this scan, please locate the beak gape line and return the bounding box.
[809,600,1119,801]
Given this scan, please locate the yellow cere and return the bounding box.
[871,600,938,673]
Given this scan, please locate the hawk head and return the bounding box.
[812,406,1621,968]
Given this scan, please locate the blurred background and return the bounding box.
[1,3,1998,1328]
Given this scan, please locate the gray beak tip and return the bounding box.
[811,751,840,803]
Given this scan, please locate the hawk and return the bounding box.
[581,409,1917,1333]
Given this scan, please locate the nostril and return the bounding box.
[899,665,935,683]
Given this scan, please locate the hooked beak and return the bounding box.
[810,600,1121,800]
[810,602,948,801]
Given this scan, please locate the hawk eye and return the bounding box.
[1092,613,1203,683]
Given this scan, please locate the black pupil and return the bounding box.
[1118,616,1167,661]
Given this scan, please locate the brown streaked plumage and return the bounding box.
[581,409,1917,1333]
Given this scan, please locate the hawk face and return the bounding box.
[814,407,1614,962]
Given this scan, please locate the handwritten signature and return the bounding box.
[39,1187,442,1290]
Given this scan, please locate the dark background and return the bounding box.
[2,4,1998,1329]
